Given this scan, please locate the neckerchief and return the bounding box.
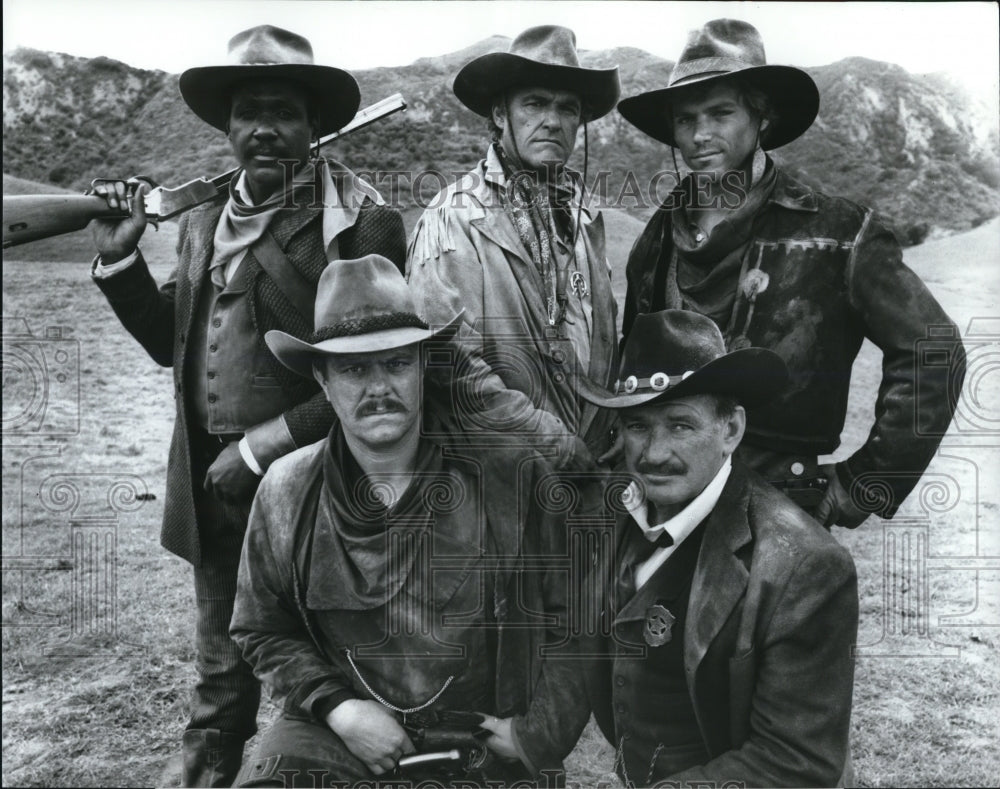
[212,161,319,270]
[495,143,580,327]
[665,151,777,329]
[311,427,442,610]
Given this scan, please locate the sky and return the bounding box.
[3,0,999,105]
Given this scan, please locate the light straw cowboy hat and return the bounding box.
[265,255,463,378]
[180,25,361,135]
[576,310,787,410]
[617,19,819,149]
[453,25,621,120]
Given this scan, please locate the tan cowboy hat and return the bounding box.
[454,25,621,120]
[577,310,787,409]
[617,19,819,149]
[179,25,361,135]
[266,255,463,378]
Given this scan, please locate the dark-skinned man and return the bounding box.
[617,19,964,529]
[89,26,405,787]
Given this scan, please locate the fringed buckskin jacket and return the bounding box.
[407,148,619,461]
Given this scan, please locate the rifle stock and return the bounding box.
[3,194,128,249]
[2,92,407,250]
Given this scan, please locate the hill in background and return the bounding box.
[4,40,999,246]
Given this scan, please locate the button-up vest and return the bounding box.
[187,259,289,433]
[612,522,709,785]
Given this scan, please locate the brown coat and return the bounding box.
[589,461,859,787]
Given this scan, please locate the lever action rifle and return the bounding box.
[2,93,407,249]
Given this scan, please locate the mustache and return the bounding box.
[355,398,408,418]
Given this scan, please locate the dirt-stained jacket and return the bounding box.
[407,149,619,460]
[622,168,965,517]
[588,461,859,787]
[230,434,594,777]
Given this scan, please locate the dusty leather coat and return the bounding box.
[230,435,593,776]
[407,149,619,460]
[93,162,405,565]
[588,461,859,787]
[623,169,965,517]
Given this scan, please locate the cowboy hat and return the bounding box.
[577,310,787,409]
[265,255,464,378]
[179,25,361,136]
[617,19,819,149]
[454,25,621,121]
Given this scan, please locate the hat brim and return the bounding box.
[264,311,464,379]
[617,65,818,149]
[179,64,361,135]
[454,53,620,120]
[576,347,788,409]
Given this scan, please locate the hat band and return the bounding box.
[669,56,759,87]
[615,370,695,395]
[311,312,428,343]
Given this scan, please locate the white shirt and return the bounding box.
[623,456,733,591]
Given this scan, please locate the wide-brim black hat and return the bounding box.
[577,310,788,409]
[180,25,361,136]
[617,19,818,149]
[454,25,620,121]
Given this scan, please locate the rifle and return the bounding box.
[2,93,407,249]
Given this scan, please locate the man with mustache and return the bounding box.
[577,309,859,786]
[408,26,621,467]
[230,255,589,787]
[617,19,964,528]
[88,26,405,786]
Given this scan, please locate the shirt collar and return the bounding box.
[233,170,255,206]
[622,455,732,547]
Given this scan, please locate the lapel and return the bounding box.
[469,207,548,311]
[467,153,547,314]
[184,202,226,304]
[269,202,323,251]
[683,461,753,677]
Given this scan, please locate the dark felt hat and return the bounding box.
[617,19,819,149]
[179,25,361,135]
[577,310,787,409]
[454,25,621,120]
[266,255,463,378]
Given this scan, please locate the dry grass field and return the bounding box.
[2,207,998,787]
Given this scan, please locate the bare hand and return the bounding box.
[478,714,521,762]
[203,442,261,504]
[814,463,870,529]
[89,179,149,264]
[325,700,415,776]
